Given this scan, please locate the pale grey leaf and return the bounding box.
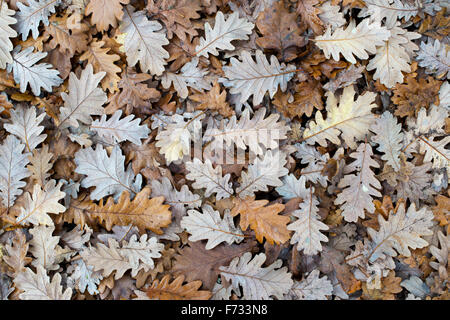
[7,46,62,96]
[74,144,142,201]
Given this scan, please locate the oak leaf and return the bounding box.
[367,202,434,263]
[45,13,89,56]
[4,104,46,152]
[297,0,324,35]
[303,86,377,149]
[204,107,289,156]
[0,135,31,209]
[145,275,211,300]
[287,270,333,300]
[185,158,233,200]
[150,177,201,241]
[14,265,72,300]
[119,5,169,76]
[273,80,323,118]
[81,234,164,279]
[195,11,254,57]
[231,197,290,245]
[418,8,449,41]
[190,81,234,117]
[29,225,62,270]
[282,175,329,254]
[358,0,419,28]
[85,0,129,32]
[318,1,345,30]
[146,0,201,41]
[367,25,420,88]
[74,144,142,201]
[68,259,103,295]
[392,76,441,118]
[105,68,160,115]
[335,142,381,222]
[7,45,63,96]
[370,111,404,172]
[2,230,32,277]
[219,50,296,105]
[88,188,171,234]
[314,19,390,64]
[172,240,256,290]
[219,252,293,299]
[416,38,450,80]
[181,205,244,249]
[237,150,289,198]
[58,64,107,129]
[15,179,66,226]
[256,1,306,62]
[15,0,60,40]
[161,57,212,99]
[91,110,150,146]
[80,40,121,93]
[379,155,433,205]
[0,2,17,69]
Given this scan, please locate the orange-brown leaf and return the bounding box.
[231,197,290,245]
[190,81,234,117]
[392,76,441,118]
[273,80,323,118]
[80,40,122,92]
[432,192,449,229]
[419,8,449,41]
[91,188,171,234]
[146,275,211,300]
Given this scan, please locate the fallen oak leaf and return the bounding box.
[145,275,211,300]
[231,197,290,245]
[85,0,130,32]
[85,188,171,234]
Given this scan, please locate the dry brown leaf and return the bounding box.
[105,68,161,115]
[172,240,256,290]
[297,0,324,35]
[300,49,348,80]
[0,94,13,113]
[45,13,89,56]
[392,76,442,117]
[123,137,165,180]
[432,192,449,230]
[87,188,171,234]
[59,194,97,228]
[80,40,121,92]
[146,0,201,41]
[419,8,450,41]
[231,197,290,245]
[362,271,402,300]
[256,1,306,62]
[43,45,72,80]
[320,245,357,292]
[145,275,211,300]
[190,81,234,117]
[273,80,323,118]
[85,0,130,32]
